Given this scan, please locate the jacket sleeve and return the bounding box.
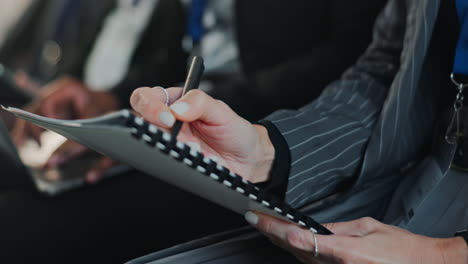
[263,0,408,208]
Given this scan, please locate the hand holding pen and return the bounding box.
[129,56,277,185]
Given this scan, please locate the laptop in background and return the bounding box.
[0,118,131,195]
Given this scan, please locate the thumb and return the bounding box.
[323,217,380,237]
[169,89,238,126]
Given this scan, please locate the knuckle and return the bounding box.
[130,88,146,107]
[285,230,303,249]
[346,253,364,264]
[186,90,209,109]
[262,219,275,235]
[214,99,229,109]
[357,217,377,231]
[361,216,376,223]
[186,89,206,99]
[324,222,337,232]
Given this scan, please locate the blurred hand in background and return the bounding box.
[12,76,118,146]
[12,76,119,183]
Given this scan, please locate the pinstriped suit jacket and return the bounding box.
[125,2,461,263]
[265,0,457,234]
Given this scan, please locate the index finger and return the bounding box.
[130,87,182,127]
[247,212,317,252]
[247,211,357,260]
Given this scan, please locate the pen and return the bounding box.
[171,56,205,138]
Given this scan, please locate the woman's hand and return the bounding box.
[130,87,275,183]
[245,212,468,264]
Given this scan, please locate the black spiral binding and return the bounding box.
[123,112,332,235]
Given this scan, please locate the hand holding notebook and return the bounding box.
[1,103,331,235]
[130,86,275,185]
[1,56,332,235]
[131,56,275,184]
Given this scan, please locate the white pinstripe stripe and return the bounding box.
[272,107,312,123]
[390,63,405,155]
[422,2,428,53]
[359,99,370,110]
[274,80,367,124]
[292,176,345,206]
[347,93,358,105]
[289,138,367,181]
[392,78,404,158]
[359,81,374,109]
[377,106,387,161]
[362,110,378,125]
[282,116,329,136]
[269,110,289,121]
[333,87,344,100]
[365,112,379,128]
[271,116,293,124]
[377,77,401,169]
[314,100,323,109]
[291,127,362,166]
[271,114,296,123]
[290,121,361,150]
[287,157,361,196]
[328,103,343,113]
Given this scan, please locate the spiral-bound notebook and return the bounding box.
[2,106,331,235]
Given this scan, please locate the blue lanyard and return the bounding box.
[454,0,468,75]
[187,0,207,45]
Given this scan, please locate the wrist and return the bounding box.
[436,237,468,264]
[250,124,275,183]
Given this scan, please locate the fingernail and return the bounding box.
[170,102,189,115]
[86,171,99,184]
[244,211,258,225]
[130,91,141,107]
[159,112,176,127]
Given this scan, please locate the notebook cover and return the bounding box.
[2,106,331,234]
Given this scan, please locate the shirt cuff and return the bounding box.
[254,120,291,200]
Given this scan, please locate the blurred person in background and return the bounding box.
[1,0,188,181]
